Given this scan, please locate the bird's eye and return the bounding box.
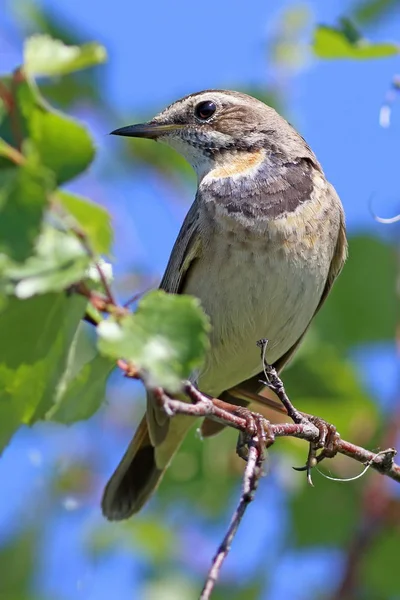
[194,100,217,121]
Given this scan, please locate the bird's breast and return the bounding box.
[184,182,339,397]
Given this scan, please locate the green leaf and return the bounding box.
[87,517,176,562]
[361,529,400,597]
[0,528,37,599]
[314,235,397,349]
[49,323,115,423]
[18,80,95,184]
[337,17,363,44]
[0,78,95,185]
[0,96,6,128]
[0,155,51,263]
[313,21,400,59]
[97,290,210,392]
[0,293,86,450]
[0,138,24,165]
[12,5,107,109]
[213,581,265,600]
[24,35,107,77]
[290,471,361,547]
[57,190,113,255]
[162,425,241,517]
[282,341,379,446]
[352,0,399,25]
[3,226,91,298]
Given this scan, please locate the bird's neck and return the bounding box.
[198,152,315,221]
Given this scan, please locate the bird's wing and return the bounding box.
[201,190,348,436]
[159,197,202,294]
[147,197,203,446]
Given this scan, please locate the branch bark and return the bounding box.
[76,264,400,599]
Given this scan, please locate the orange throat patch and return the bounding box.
[209,149,265,179]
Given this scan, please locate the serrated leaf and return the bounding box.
[57,190,113,255]
[0,155,51,262]
[3,226,91,298]
[314,235,397,349]
[97,290,210,393]
[24,35,107,77]
[313,22,400,59]
[49,323,115,423]
[0,293,86,450]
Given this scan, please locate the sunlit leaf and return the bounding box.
[24,35,107,77]
[12,3,107,109]
[3,226,90,298]
[313,20,400,59]
[57,190,113,255]
[97,290,210,392]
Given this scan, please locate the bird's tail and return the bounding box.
[101,411,194,520]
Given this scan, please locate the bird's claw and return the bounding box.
[234,407,273,462]
[293,416,339,485]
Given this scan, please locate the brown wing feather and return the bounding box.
[159,197,202,294]
[102,199,204,519]
[147,197,202,446]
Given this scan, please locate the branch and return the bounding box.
[72,253,400,598]
[200,441,263,600]
[143,376,400,484]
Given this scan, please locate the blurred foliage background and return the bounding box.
[1,0,400,598]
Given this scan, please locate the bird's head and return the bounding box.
[111,90,316,181]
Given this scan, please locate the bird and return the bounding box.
[102,89,347,520]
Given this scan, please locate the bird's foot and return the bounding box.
[234,407,273,462]
[256,340,340,485]
[293,415,340,485]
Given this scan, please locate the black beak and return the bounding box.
[110,122,183,139]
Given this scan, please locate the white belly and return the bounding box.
[185,219,331,397]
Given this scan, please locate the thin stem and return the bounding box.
[200,442,262,600]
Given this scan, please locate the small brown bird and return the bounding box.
[102,90,347,520]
